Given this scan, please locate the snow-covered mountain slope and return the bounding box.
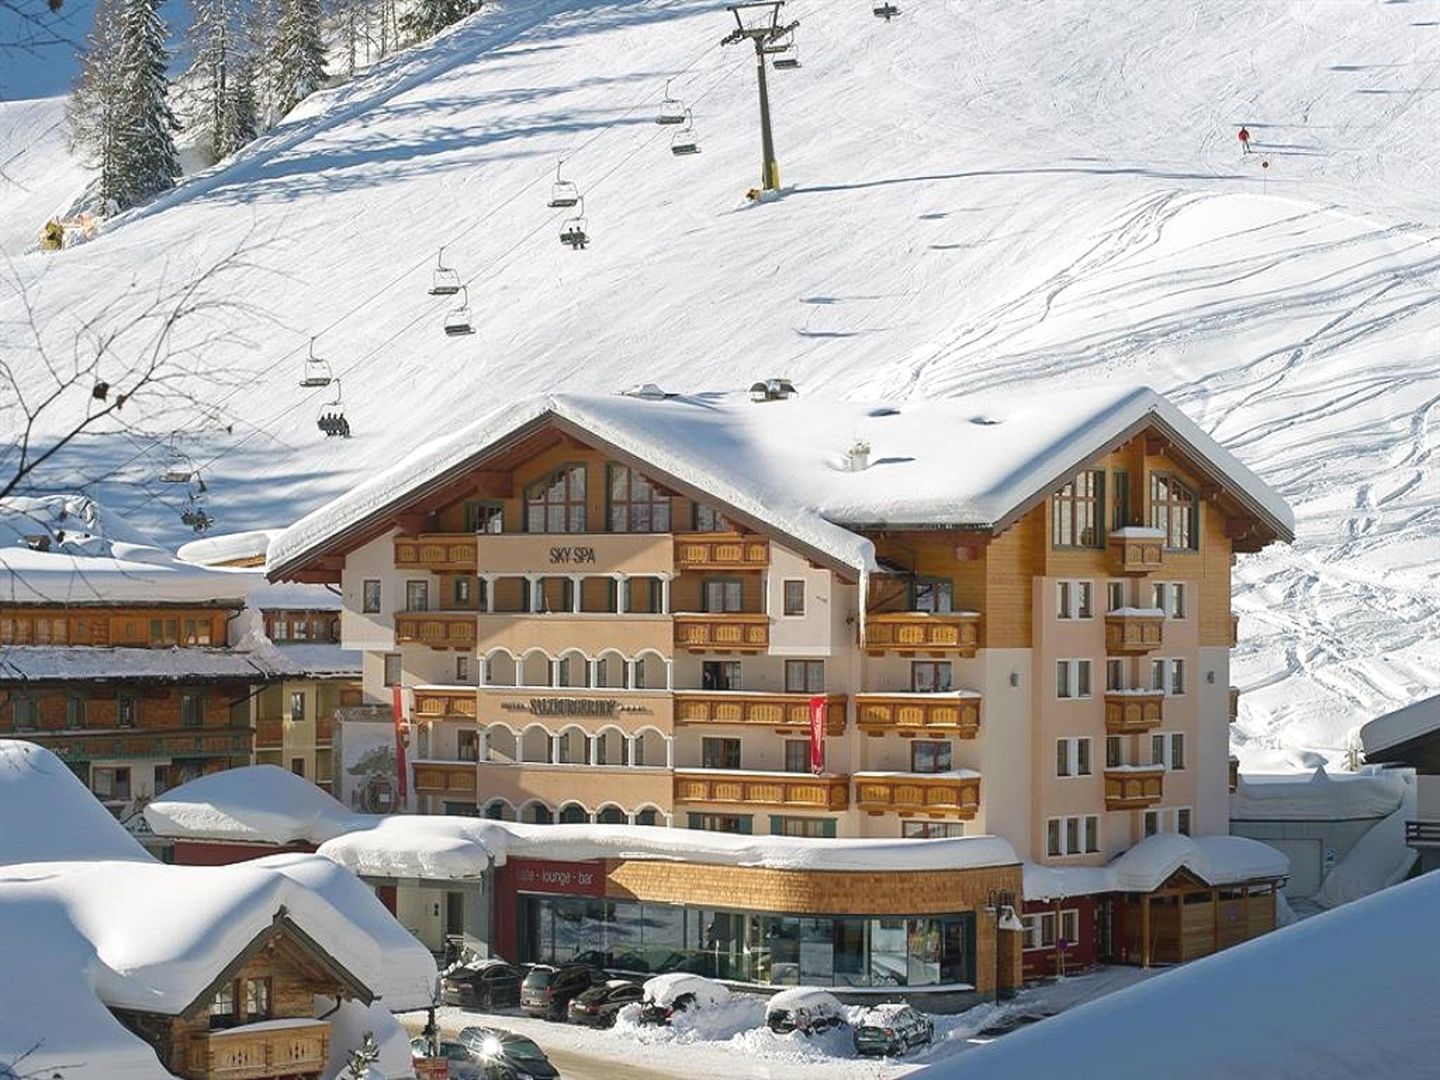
[5,0,1440,768]
[0,96,91,252]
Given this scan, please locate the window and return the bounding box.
[1056,659,1092,699]
[1105,658,1124,691]
[290,757,306,777]
[607,464,671,532]
[149,618,180,645]
[92,767,131,801]
[1150,473,1199,550]
[1056,581,1093,619]
[210,982,236,1028]
[405,580,429,612]
[772,816,835,838]
[1046,814,1099,856]
[785,660,825,693]
[702,661,742,691]
[243,978,271,1022]
[456,655,472,682]
[1052,470,1105,548]
[701,737,741,770]
[454,577,473,606]
[66,694,86,729]
[901,820,965,839]
[182,618,212,645]
[1152,732,1186,771]
[1177,807,1192,836]
[693,504,733,532]
[782,580,806,616]
[911,740,952,773]
[783,740,811,773]
[458,730,480,762]
[1022,909,1081,951]
[1107,580,1126,612]
[1151,581,1187,618]
[912,577,953,613]
[464,500,504,533]
[11,696,37,731]
[382,653,402,687]
[1149,658,1186,695]
[526,465,587,533]
[289,618,308,641]
[180,692,204,728]
[911,661,953,693]
[1144,810,1160,837]
[703,578,743,613]
[1106,735,1122,768]
[1112,469,1130,530]
[153,764,170,795]
[116,692,137,729]
[289,691,305,722]
[362,579,382,614]
[687,812,751,834]
[1056,737,1092,777]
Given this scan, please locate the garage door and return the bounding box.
[1268,838,1323,899]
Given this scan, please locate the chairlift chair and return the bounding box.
[773,44,800,69]
[429,246,461,296]
[656,78,687,125]
[548,161,581,208]
[159,437,193,483]
[300,337,333,388]
[316,380,351,438]
[444,286,476,336]
[180,493,213,532]
[670,110,700,156]
[560,199,589,250]
[873,2,900,20]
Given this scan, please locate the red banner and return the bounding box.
[392,684,409,803]
[809,695,826,774]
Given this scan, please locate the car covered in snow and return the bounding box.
[764,987,848,1035]
[520,961,596,1020]
[442,958,522,1010]
[852,1002,934,1057]
[566,979,645,1027]
[637,972,734,1025]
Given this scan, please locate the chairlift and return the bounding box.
[316,379,351,438]
[429,246,461,296]
[560,198,589,250]
[670,110,700,156]
[773,43,801,70]
[656,78,687,125]
[300,337,333,388]
[872,2,900,20]
[548,161,581,209]
[158,436,194,484]
[444,286,476,336]
[180,492,213,532]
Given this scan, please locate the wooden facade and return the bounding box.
[1113,870,1281,968]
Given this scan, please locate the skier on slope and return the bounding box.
[1238,126,1251,154]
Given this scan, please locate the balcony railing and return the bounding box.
[394,611,477,649]
[673,613,770,652]
[394,533,478,573]
[255,717,283,748]
[853,772,981,819]
[674,532,770,571]
[413,686,479,721]
[189,1019,329,1080]
[1104,765,1165,810]
[672,692,846,734]
[413,760,478,799]
[1103,610,1164,654]
[862,612,981,655]
[1405,820,1440,847]
[1228,686,1240,724]
[1104,690,1164,735]
[1108,528,1165,575]
[673,769,849,810]
[854,693,980,738]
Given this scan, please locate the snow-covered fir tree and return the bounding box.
[187,0,255,163]
[400,0,478,43]
[113,0,180,207]
[69,0,128,210]
[268,0,326,118]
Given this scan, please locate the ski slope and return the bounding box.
[4,0,1440,768]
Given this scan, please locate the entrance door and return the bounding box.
[446,891,465,938]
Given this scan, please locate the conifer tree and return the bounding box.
[113,0,180,207]
[269,0,326,118]
[188,0,251,162]
[69,0,128,210]
[400,0,477,43]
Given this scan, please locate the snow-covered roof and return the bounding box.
[268,387,1293,580]
[0,544,256,605]
[1230,766,1407,821]
[918,870,1440,1080]
[0,740,151,865]
[1023,834,1289,901]
[0,645,285,682]
[145,764,371,845]
[177,529,283,567]
[1360,693,1440,758]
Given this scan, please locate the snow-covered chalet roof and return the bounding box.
[268,386,1294,580]
[176,529,284,567]
[1360,692,1440,759]
[1023,833,1289,901]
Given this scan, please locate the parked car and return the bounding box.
[765,987,848,1035]
[410,1036,484,1079]
[566,979,644,1027]
[443,958,522,1010]
[520,962,595,1020]
[637,972,733,1025]
[852,1003,935,1057]
[456,1026,560,1080]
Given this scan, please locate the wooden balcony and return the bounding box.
[853,772,981,819]
[1108,529,1165,575]
[315,715,333,746]
[674,532,770,571]
[394,533,477,573]
[1104,765,1165,810]
[413,760,478,799]
[1104,690,1164,735]
[1229,686,1240,723]
[673,769,849,810]
[255,717,283,748]
[189,1019,329,1080]
[862,612,981,655]
[673,612,770,652]
[394,611,477,650]
[1104,611,1164,654]
[413,686,479,721]
[672,692,846,734]
[855,693,980,739]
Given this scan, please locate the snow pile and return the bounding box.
[918,870,1440,1080]
[146,764,371,844]
[1313,774,1418,909]
[177,528,284,566]
[1230,765,1407,821]
[1024,833,1289,901]
[641,973,735,1011]
[0,740,151,865]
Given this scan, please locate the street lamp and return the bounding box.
[985,888,1025,1004]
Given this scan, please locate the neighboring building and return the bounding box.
[1361,695,1440,874]
[265,385,1295,975]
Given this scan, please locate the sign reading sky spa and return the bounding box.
[469,532,672,575]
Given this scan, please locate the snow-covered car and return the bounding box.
[852,1003,934,1057]
[638,972,734,1025]
[765,987,848,1035]
[566,979,645,1027]
[443,958,522,1010]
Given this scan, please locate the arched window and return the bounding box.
[526,465,587,533]
[558,803,589,825]
[1149,474,1199,550]
[522,801,553,825]
[483,799,513,821]
[596,805,626,825]
[634,807,661,827]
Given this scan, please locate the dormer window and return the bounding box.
[1150,474,1199,550]
[525,465,587,533]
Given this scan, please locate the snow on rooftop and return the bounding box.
[145,764,369,845]
[918,870,1440,1080]
[176,529,283,566]
[1023,833,1289,901]
[1360,692,1440,758]
[268,387,1292,578]
[1230,765,1407,821]
[0,740,150,865]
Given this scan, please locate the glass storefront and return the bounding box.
[518,893,975,988]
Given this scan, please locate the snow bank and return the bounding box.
[1230,765,1407,821]
[1023,833,1288,900]
[1313,775,1418,908]
[917,871,1440,1080]
[320,999,418,1080]
[642,973,734,1010]
[0,740,150,865]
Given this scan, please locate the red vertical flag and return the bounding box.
[809,695,827,774]
[392,684,409,803]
